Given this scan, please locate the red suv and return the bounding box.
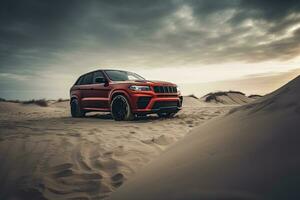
[70,69,183,120]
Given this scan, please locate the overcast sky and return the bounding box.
[1,0,300,99]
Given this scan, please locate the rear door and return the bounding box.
[70,75,84,99]
[88,71,112,109]
[80,72,94,109]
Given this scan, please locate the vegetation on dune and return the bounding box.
[22,99,48,107]
[248,94,263,98]
[56,98,70,102]
[0,98,21,103]
[0,98,71,106]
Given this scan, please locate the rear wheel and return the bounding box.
[111,95,134,121]
[71,99,85,117]
[157,112,176,118]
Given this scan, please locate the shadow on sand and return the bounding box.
[84,112,178,123]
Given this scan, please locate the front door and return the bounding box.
[88,71,111,109]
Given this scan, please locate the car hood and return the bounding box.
[112,80,176,86]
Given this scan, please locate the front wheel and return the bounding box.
[111,95,134,121]
[157,112,176,118]
[71,99,85,117]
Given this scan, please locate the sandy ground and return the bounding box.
[111,76,300,200]
[0,97,233,200]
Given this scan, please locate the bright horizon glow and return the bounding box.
[133,57,300,84]
[1,57,299,100]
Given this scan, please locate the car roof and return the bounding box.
[80,69,131,76]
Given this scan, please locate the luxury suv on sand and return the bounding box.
[70,69,183,121]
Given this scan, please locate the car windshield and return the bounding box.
[104,70,145,81]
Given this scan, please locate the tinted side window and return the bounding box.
[93,71,105,83]
[82,73,93,85]
[75,76,84,85]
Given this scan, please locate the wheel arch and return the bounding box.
[110,90,131,104]
[70,95,79,104]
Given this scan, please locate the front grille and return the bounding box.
[137,96,152,109]
[152,101,178,109]
[153,86,177,93]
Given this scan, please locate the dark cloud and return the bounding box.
[239,0,300,21]
[0,0,300,76]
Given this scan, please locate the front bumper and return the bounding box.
[130,92,183,114]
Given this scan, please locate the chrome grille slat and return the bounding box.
[153,86,177,93]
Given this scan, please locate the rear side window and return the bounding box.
[75,76,84,85]
[81,73,93,85]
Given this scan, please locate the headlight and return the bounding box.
[129,85,151,91]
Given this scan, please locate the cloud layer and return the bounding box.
[1,0,300,73]
[0,0,300,99]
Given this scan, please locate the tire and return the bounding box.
[157,112,176,118]
[111,95,134,121]
[70,99,85,118]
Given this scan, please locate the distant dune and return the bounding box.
[182,95,204,107]
[200,91,257,105]
[183,92,257,107]
[111,76,300,200]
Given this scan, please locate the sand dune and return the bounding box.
[110,76,300,200]
[201,91,256,105]
[0,97,232,200]
[183,95,242,108]
[182,96,204,107]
